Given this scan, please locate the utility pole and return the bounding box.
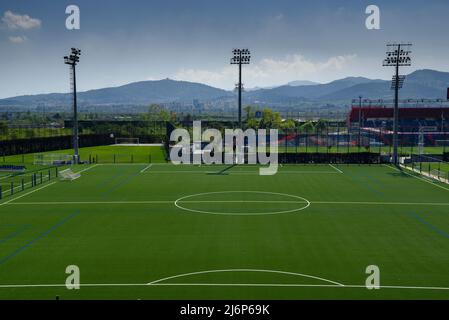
[383,43,412,165]
[231,49,251,128]
[358,96,362,151]
[64,48,81,164]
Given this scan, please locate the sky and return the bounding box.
[1,0,449,98]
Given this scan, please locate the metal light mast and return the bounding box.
[231,49,251,128]
[64,48,81,164]
[383,43,412,165]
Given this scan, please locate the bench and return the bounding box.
[0,165,26,172]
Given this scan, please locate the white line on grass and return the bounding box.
[2,179,33,195]
[8,200,174,205]
[142,170,338,175]
[0,174,14,181]
[180,200,307,203]
[7,200,449,206]
[0,182,57,206]
[0,164,99,196]
[384,164,449,192]
[140,164,153,173]
[75,164,100,174]
[146,269,344,286]
[96,163,155,166]
[1,282,449,291]
[329,164,343,174]
[311,201,449,206]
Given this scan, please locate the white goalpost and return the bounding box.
[34,153,73,165]
[114,137,140,145]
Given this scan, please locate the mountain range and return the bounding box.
[1,69,448,110]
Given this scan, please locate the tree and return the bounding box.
[0,121,8,136]
[315,119,328,132]
[281,119,296,130]
[299,121,315,133]
[246,118,259,129]
[244,106,254,122]
[147,104,170,121]
[259,108,282,129]
[25,129,36,139]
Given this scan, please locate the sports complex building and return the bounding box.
[347,99,449,149]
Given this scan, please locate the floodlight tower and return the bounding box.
[64,48,81,164]
[231,48,251,128]
[383,43,412,165]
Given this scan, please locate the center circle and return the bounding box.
[174,191,310,216]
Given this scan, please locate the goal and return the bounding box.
[34,153,73,165]
[115,137,140,145]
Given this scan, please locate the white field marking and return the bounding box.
[8,200,174,205]
[180,200,306,203]
[0,182,57,207]
[174,191,311,216]
[96,163,156,166]
[311,201,449,206]
[140,164,153,173]
[2,179,35,195]
[399,164,449,185]
[143,170,338,174]
[0,165,98,195]
[384,164,449,192]
[147,269,344,286]
[1,173,54,195]
[0,174,14,181]
[75,164,100,174]
[2,283,449,291]
[7,200,449,207]
[1,171,57,195]
[134,163,341,167]
[329,164,343,174]
[110,143,163,146]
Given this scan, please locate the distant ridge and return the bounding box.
[1,69,448,109]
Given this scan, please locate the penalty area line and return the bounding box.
[328,164,343,174]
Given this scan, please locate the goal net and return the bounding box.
[115,137,140,145]
[34,153,73,165]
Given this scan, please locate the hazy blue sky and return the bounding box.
[1,0,449,98]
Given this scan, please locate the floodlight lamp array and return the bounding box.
[64,48,81,66]
[230,48,251,65]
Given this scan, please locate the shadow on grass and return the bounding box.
[206,164,237,175]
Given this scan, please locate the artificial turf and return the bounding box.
[2,145,167,164]
[0,160,448,299]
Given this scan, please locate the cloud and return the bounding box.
[274,13,284,21]
[2,10,41,30]
[8,35,27,43]
[173,53,357,89]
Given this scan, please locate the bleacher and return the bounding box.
[348,107,449,133]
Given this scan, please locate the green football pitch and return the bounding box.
[0,160,449,299]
